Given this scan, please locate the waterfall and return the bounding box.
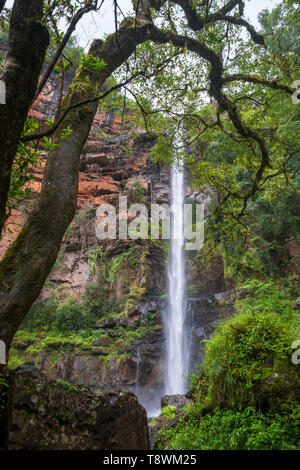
[164,158,187,395]
[135,345,140,395]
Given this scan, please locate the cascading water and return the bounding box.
[135,345,140,395]
[164,158,187,395]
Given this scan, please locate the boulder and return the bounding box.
[118,314,128,327]
[95,317,117,329]
[161,394,192,413]
[149,415,181,450]
[85,153,110,166]
[92,337,113,347]
[214,291,231,301]
[90,348,109,356]
[8,368,150,450]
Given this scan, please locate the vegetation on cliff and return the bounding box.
[155,276,300,450]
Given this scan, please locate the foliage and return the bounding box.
[161,404,177,419]
[132,179,147,203]
[236,278,299,320]
[53,297,94,333]
[20,294,94,334]
[157,404,300,450]
[79,55,106,73]
[88,247,106,276]
[55,379,82,392]
[203,185,300,283]
[20,295,59,331]
[199,291,300,410]
[157,276,300,450]
[259,0,300,60]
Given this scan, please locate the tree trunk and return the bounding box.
[0,0,49,236]
[0,18,152,358]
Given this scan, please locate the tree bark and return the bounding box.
[0,0,49,236]
[0,18,152,359]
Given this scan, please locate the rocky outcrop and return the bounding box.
[161,394,192,412]
[286,236,300,275]
[8,368,149,450]
[12,291,232,414]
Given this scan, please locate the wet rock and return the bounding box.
[95,317,117,329]
[8,369,150,450]
[149,415,182,450]
[214,291,231,301]
[161,394,192,413]
[90,348,109,356]
[118,314,128,327]
[153,185,169,204]
[93,337,113,347]
[214,288,249,302]
[127,306,140,318]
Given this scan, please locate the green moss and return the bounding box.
[127,285,147,302]
[56,379,82,392]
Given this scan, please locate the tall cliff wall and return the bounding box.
[0,72,227,414]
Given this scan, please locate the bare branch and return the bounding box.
[222,16,265,46]
[222,74,293,94]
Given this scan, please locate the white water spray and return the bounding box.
[164,158,187,395]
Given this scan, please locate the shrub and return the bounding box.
[20,296,59,331]
[236,278,298,320]
[157,404,300,450]
[161,405,177,419]
[54,298,94,334]
[132,179,147,203]
[201,310,300,410]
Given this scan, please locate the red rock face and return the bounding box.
[0,209,25,258]
[286,237,300,274]
[0,104,160,259]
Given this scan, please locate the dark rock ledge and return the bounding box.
[7,367,150,450]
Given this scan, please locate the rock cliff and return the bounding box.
[8,368,149,450]
[0,70,227,415]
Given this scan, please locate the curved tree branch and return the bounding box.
[221,16,265,46]
[147,25,273,209]
[221,74,293,94]
[170,0,265,48]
